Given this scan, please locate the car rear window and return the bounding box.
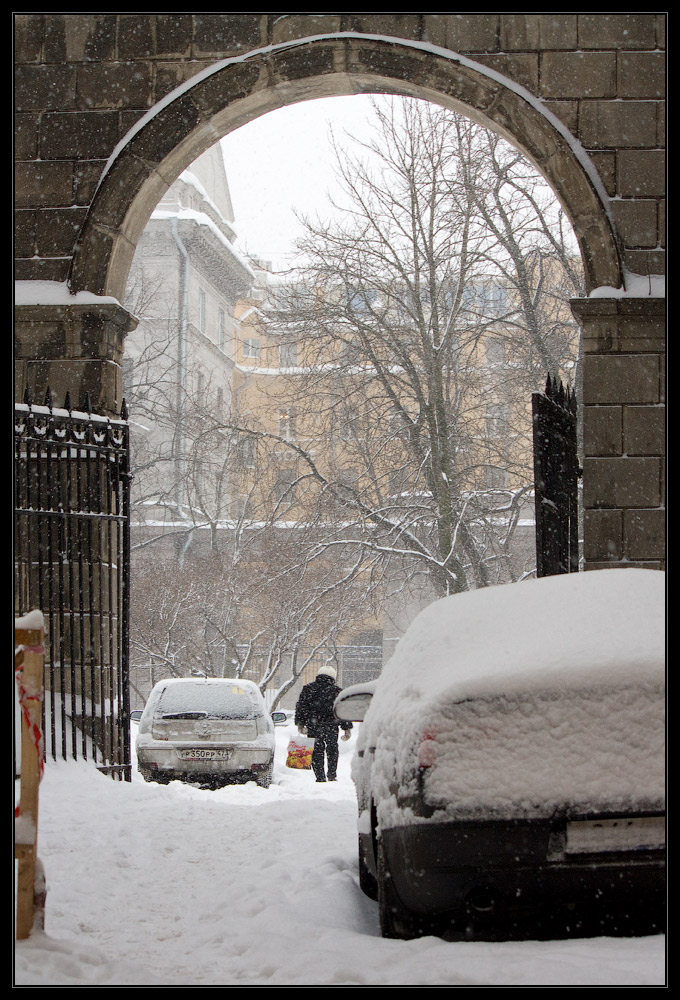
[157,683,261,720]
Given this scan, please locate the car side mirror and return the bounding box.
[271,711,288,725]
[334,690,373,723]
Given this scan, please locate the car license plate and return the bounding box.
[565,816,665,854]
[177,748,230,761]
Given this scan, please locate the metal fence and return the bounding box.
[233,644,383,697]
[128,644,384,713]
[14,396,132,779]
[279,645,383,691]
[532,375,580,577]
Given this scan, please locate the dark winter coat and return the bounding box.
[294,674,353,737]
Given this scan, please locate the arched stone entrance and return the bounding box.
[14,16,665,569]
[68,35,622,302]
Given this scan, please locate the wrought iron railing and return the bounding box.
[532,375,580,577]
[14,394,132,779]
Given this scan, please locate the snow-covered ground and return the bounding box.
[15,722,665,986]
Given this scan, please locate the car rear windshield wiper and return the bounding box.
[160,711,209,720]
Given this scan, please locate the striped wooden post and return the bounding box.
[15,620,46,939]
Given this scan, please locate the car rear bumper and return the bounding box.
[382,816,665,930]
[137,744,273,777]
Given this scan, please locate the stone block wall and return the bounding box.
[573,297,665,569]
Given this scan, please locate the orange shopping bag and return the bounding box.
[285,736,315,769]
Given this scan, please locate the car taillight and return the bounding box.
[418,730,437,769]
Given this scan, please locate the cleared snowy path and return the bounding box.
[15,727,664,986]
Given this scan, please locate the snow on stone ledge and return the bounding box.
[15,281,122,308]
[588,273,665,298]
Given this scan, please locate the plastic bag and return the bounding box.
[285,735,315,769]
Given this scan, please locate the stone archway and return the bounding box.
[15,19,665,570]
[69,34,622,302]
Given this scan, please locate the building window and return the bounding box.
[339,341,361,368]
[198,288,207,333]
[484,465,509,489]
[337,466,359,491]
[279,342,297,367]
[485,401,509,438]
[218,308,226,350]
[274,467,297,502]
[487,283,507,316]
[486,336,506,365]
[388,467,412,497]
[336,410,361,444]
[242,338,260,360]
[462,282,507,318]
[237,435,257,469]
[347,288,379,313]
[278,408,296,441]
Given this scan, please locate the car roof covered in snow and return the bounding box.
[152,677,260,689]
[143,677,265,712]
[371,569,664,717]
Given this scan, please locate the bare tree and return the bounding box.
[256,98,584,599]
[128,516,381,708]
[125,97,584,699]
[123,274,381,703]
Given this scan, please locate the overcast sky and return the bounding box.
[219,94,387,272]
[218,93,573,275]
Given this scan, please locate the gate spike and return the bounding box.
[44,386,52,408]
[120,398,129,420]
[23,385,32,406]
[85,391,92,413]
[64,391,72,412]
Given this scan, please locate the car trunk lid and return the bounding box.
[417,681,665,821]
[151,713,259,741]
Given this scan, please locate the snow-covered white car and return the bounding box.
[136,678,279,788]
[335,569,665,941]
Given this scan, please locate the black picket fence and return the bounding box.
[532,375,580,577]
[14,393,132,779]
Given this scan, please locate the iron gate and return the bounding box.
[14,395,132,779]
[532,375,579,577]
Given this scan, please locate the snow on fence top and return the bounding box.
[14,610,45,632]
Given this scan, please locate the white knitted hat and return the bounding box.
[317,664,337,680]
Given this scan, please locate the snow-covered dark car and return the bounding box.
[136,678,277,788]
[335,569,665,941]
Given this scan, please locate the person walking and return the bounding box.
[294,664,352,782]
